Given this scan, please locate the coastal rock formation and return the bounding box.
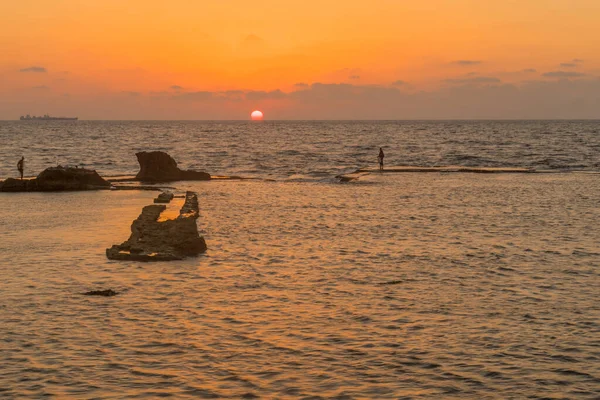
[0,166,111,192]
[0,178,32,192]
[106,191,207,261]
[135,151,211,182]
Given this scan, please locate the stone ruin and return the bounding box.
[106,191,207,261]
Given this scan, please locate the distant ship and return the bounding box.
[20,114,78,121]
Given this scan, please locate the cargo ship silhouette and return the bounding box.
[20,114,78,121]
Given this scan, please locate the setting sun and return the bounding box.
[251,110,264,121]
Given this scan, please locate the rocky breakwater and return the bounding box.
[135,151,211,182]
[0,166,111,192]
[106,191,207,262]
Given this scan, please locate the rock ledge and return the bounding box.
[1,166,111,192]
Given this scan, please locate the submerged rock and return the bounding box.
[83,289,118,296]
[135,151,211,182]
[0,166,111,192]
[106,191,207,262]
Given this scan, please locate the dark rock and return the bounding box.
[154,192,174,203]
[106,191,207,262]
[135,151,211,182]
[0,166,110,192]
[36,166,111,191]
[83,289,118,296]
[0,178,37,192]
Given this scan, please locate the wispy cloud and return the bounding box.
[349,75,360,80]
[560,63,577,68]
[444,76,501,84]
[391,80,407,86]
[543,71,586,78]
[522,68,537,73]
[20,66,47,73]
[294,83,309,88]
[170,85,183,90]
[452,60,482,66]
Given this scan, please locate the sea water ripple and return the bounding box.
[0,120,599,180]
[1,172,599,398]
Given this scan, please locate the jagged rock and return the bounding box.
[0,166,110,192]
[106,191,207,262]
[83,289,118,296]
[135,151,211,182]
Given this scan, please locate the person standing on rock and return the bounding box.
[17,156,24,180]
[378,147,385,171]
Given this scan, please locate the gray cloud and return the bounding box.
[170,85,183,90]
[294,83,309,88]
[543,71,586,78]
[246,89,287,101]
[287,80,600,119]
[215,90,244,101]
[20,66,47,73]
[560,63,577,68]
[177,91,214,101]
[573,58,584,63]
[444,76,501,84]
[32,85,49,90]
[349,75,360,80]
[8,77,600,119]
[523,68,537,73]
[122,91,141,97]
[391,80,407,86]
[452,60,482,66]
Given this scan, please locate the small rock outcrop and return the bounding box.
[106,191,207,261]
[154,192,174,203]
[83,289,119,297]
[0,166,111,192]
[135,151,211,182]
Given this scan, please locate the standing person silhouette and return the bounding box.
[378,147,385,171]
[17,156,24,180]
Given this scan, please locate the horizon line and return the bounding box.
[2,118,600,122]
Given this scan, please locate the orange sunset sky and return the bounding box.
[1,0,599,119]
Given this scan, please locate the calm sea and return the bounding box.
[1,121,599,398]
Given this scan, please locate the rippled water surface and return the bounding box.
[1,121,600,398]
[1,120,599,180]
[1,173,599,399]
